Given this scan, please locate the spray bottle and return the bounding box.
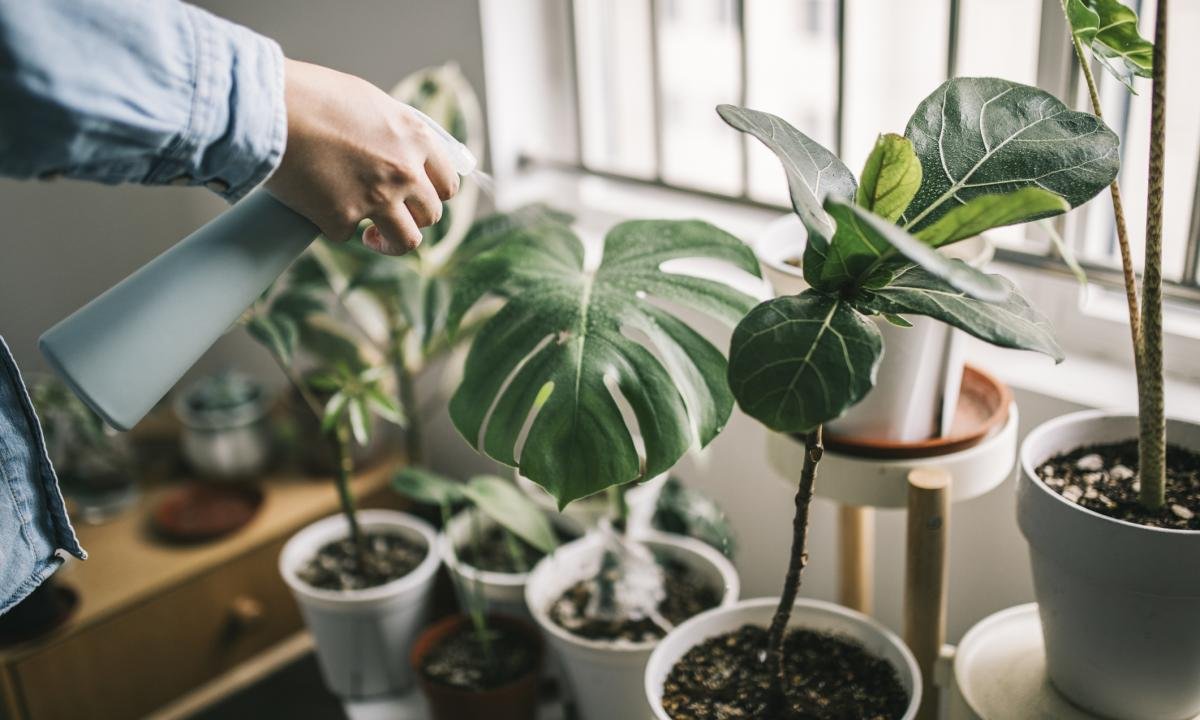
[39,108,478,431]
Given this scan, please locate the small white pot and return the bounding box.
[439,508,583,620]
[279,510,440,698]
[645,597,921,719]
[526,530,740,720]
[1018,410,1200,720]
[756,214,993,442]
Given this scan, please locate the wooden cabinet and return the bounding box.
[0,461,403,720]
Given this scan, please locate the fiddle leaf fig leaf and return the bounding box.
[901,77,1119,233]
[859,264,1064,361]
[462,475,559,554]
[448,215,760,507]
[824,199,1007,301]
[914,187,1070,247]
[728,291,883,433]
[1066,0,1153,88]
[717,104,856,243]
[857,134,922,223]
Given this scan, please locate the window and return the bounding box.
[558,0,1200,301]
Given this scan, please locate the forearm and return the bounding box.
[0,0,285,201]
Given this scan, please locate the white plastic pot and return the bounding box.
[645,597,921,719]
[526,530,740,720]
[756,214,993,442]
[279,510,440,698]
[439,508,583,620]
[1018,410,1200,720]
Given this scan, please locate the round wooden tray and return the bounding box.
[826,365,1012,460]
[151,482,264,543]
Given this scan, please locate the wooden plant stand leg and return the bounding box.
[838,504,874,615]
[904,468,951,720]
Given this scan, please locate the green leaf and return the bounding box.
[1067,0,1153,87]
[652,477,736,559]
[446,204,575,273]
[857,134,922,223]
[449,216,761,507]
[365,386,406,426]
[914,187,1070,247]
[901,77,1119,233]
[824,199,1007,301]
[392,467,466,506]
[298,323,368,372]
[348,398,371,446]
[858,264,1064,361]
[270,289,326,323]
[716,104,856,242]
[246,315,298,366]
[462,475,559,555]
[882,313,914,328]
[288,254,333,292]
[321,391,349,434]
[728,291,883,433]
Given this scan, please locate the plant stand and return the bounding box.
[766,368,1018,720]
[944,603,1200,720]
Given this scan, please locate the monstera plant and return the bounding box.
[715,75,1118,705]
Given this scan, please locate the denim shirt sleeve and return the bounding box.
[0,0,287,202]
[0,337,85,616]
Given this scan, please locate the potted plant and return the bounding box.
[640,72,1118,718]
[1017,3,1200,718]
[30,376,139,523]
[440,212,760,718]
[393,468,553,720]
[174,371,274,480]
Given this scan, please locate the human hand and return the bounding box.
[265,59,459,255]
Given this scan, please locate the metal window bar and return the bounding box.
[557,0,1200,298]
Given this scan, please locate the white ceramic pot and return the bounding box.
[279,510,440,698]
[645,597,921,719]
[526,530,740,720]
[1018,410,1200,720]
[756,214,993,442]
[439,508,583,620]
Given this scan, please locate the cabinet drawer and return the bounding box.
[12,536,300,720]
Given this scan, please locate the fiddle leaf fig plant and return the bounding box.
[1066,0,1155,90]
[446,215,761,507]
[718,75,1119,704]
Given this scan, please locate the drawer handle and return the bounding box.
[227,595,265,633]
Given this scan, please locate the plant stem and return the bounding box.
[608,484,630,534]
[332,424,367,566]
[1139,0,1169,509]
[766,427,823,706]
[394,345,424,466]
[1067,19,1143,364]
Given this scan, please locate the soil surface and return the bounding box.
[661,624,908,720]
[421,622,538,692]
[455,523,580,574]
[549,557,721,643]
[1035,440,1200,530]
[297,530,427,591]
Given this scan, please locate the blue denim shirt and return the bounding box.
[0,0,286,611]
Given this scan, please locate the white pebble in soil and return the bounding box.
[1171,504,1195,521]
[1062,485,1083,503]
[1110,464,1135,481]
[1075,454,1104,472]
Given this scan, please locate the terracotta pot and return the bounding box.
[411,614,543,720]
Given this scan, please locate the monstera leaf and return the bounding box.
[1066,0,1153,89]
[447,215,761,507]
[728,291,883,433]
[901,77,1120,233]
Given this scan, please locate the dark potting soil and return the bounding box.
[548,557,721,643]
[455,523,580,574]
[297,531,427,591]
[421,623,538,692]
[1035,439,1200,530]
[661,624,908,720]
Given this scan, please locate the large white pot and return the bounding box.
[1018,410,1200,720]
[756,214,993,442]
[645,597,921,719]
[526,530,740,720]
[439,508,583,620]
[279,510,440,698]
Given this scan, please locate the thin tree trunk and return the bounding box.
[1139,0,1169,509]
[766,427,823,706]
[332,424,367,565]
[395,352,424,466]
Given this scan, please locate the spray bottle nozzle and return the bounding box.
[407,105,477,177]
